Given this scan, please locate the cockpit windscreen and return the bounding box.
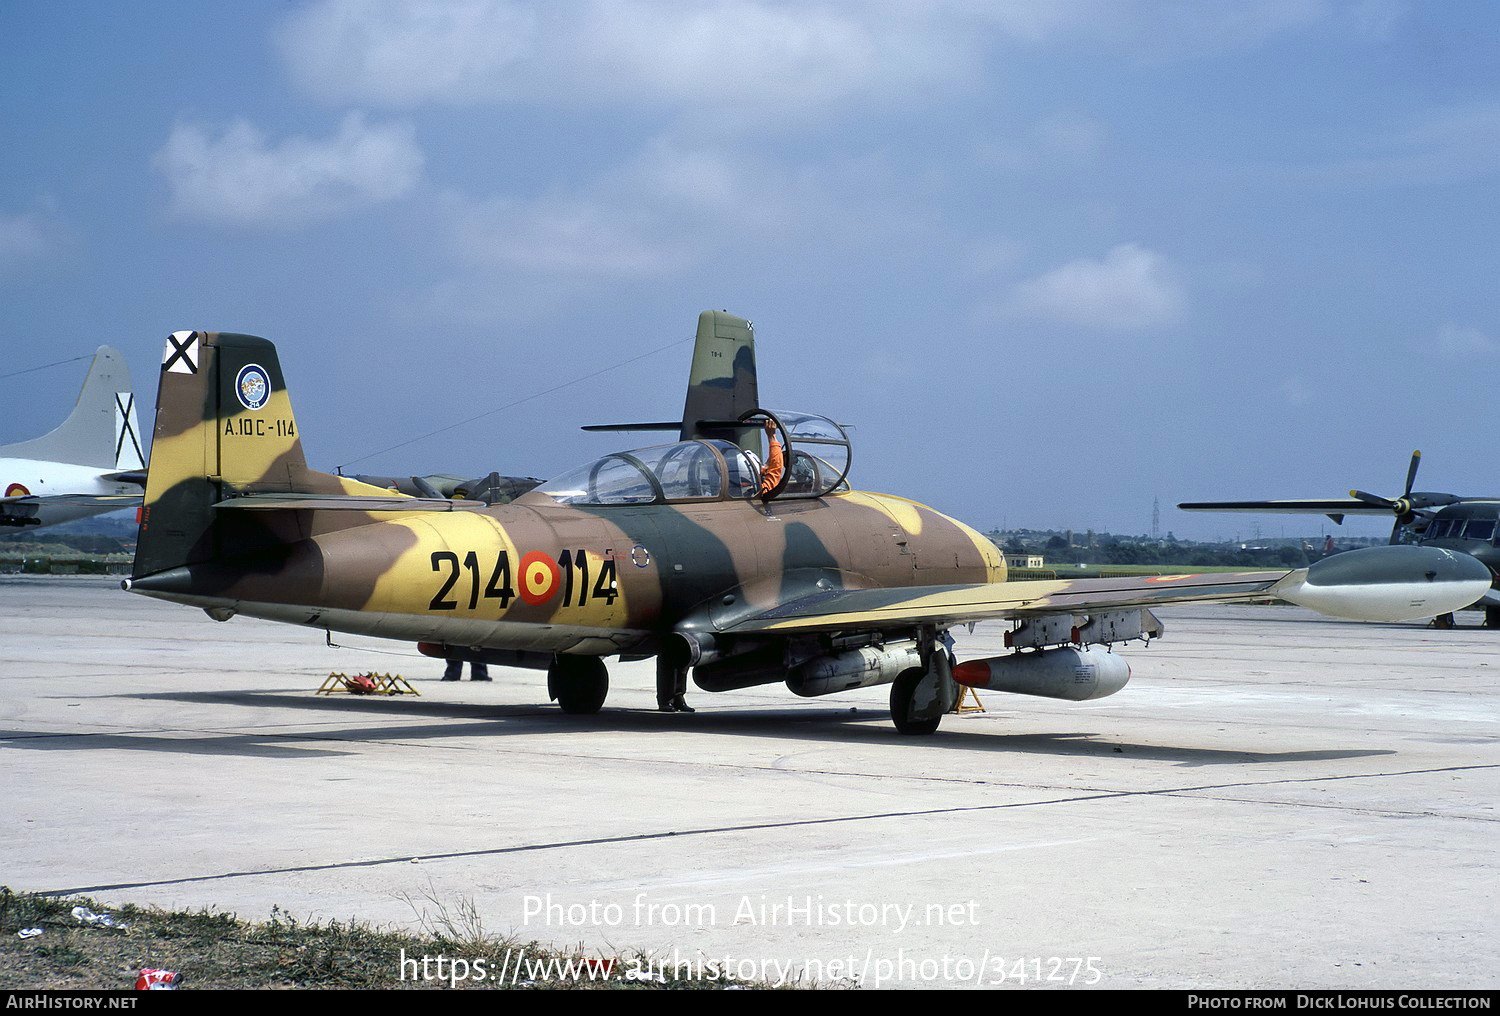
[539,439,760,506]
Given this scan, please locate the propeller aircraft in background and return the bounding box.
[350,470,542,507]
[1,346,146,530]
[1180,451,1500,628]
[122,315,1490,733]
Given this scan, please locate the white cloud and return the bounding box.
[971,0,1344,61]
[569,2,941,110]
[443,193,686,276]
[275,0,1382,123]
[1003,243,1186,331]
[1268,102,1500,189]
[278,1,976,116]
[436,138,878,279]
[432,142,766,279]
[420,135,934,323]
[613,138,836,234]
[0,201,68,275]
[1387,103,1500,184]
[1344,0,1404,40]
[959,237,1025,280]
[154,113,424,227]
[279,0,538,106]
[975,112,1109,171]
[1281,374,1314,405]
[1435,323,1496,359]
[0,211,51,267]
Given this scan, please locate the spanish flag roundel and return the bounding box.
[518,551,561,605]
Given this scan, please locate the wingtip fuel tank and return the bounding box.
[1271,545,1492,622]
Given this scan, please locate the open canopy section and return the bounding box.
[760,410,851,500]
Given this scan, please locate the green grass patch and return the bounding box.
[0,886,797,990]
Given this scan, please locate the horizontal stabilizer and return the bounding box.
[581,422,681,432]
[102,469,148,486]
[582,419,756,433]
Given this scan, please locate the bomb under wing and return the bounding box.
[124,317,1491,734]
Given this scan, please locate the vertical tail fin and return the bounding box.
[113,389,145,472]
[680,310,759,451]
[135,331,344,578]
[2,345,141,470]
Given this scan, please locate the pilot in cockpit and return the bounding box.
[757,418,784,498]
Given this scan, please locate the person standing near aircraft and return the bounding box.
[659,419,782,713]
[442,657,489,682]
[656,656,693,713]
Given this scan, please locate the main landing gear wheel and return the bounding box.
[550,656,609,715]
[1486,606,1500,629]
[890,668,942,736]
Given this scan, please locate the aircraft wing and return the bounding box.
[1177,498,1388,515]
[717,571,1289,634]
[718,546,1493,633]
[213,493,485,512]
[1,493,142,508]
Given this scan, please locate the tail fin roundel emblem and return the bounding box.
[235,364,270,411]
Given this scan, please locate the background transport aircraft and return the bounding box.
[1,346,146,530]
[122,316,1489,733]
[350,470,541,506]
[1180,451,1500,627]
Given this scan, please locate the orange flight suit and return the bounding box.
[758,436,784,497]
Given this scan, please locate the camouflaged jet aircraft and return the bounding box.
[1181,450,1500,628]
[124,314,1491,733]
[2,346,146,529]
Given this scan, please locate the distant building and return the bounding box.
[1005,553,1045,570]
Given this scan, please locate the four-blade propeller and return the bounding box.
[1348,451,1462,543]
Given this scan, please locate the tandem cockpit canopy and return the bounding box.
[538,411,852,506]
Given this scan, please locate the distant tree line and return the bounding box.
[996,531,1356,569]
[0,532,130,555]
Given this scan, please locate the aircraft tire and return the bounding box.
[1486,606,1500,629]
[552,656,609,714]
[890,668,942,736]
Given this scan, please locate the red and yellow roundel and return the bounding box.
[518,551,561,606]
[5,483,30,498]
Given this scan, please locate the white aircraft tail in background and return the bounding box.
[1,346,145,530]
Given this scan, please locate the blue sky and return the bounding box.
[3,1,1496,542]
